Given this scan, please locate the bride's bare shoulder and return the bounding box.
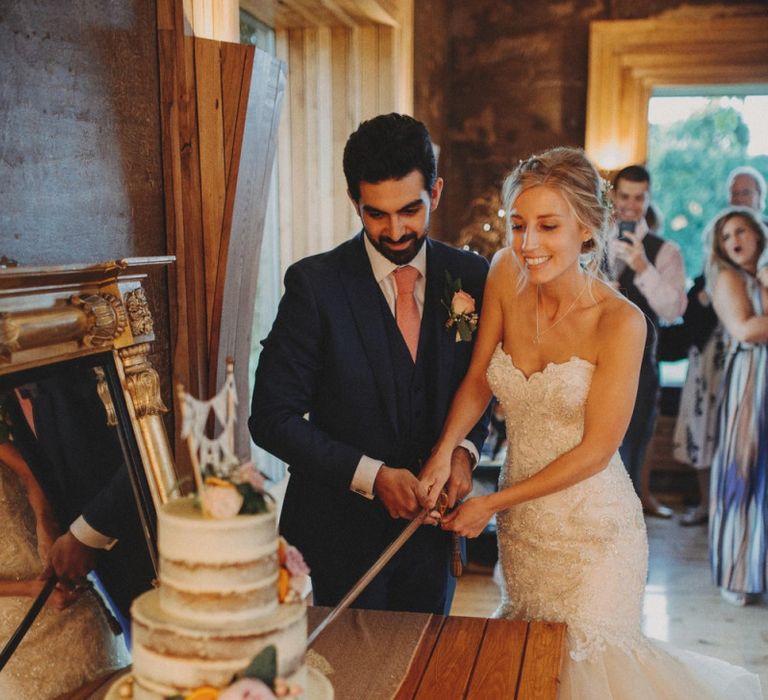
[488,247,522,287]
[593,280,646,342]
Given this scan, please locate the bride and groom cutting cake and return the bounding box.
[250,113,762,698]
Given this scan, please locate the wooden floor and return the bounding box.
[450,509,768,696]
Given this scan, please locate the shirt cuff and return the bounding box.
[350,455,383,500]
[70,516,117,551]
[458,440,479,469]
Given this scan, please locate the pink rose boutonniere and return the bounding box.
[442,272,478,342]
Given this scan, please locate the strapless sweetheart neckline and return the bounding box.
[494,343,595,382]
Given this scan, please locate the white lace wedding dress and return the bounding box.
[0,465,128,698]
[486,344,762,699]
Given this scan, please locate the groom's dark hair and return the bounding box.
[343,113,437,201]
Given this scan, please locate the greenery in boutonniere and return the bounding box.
[442,271,479,342]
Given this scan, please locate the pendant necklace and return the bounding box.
[535,279,589,344]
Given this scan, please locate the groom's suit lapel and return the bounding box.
[338,233,399,437]
[423,240,455,427]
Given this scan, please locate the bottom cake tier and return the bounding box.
[131,589,308,698]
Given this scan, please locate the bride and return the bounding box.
[419,147,762,698]
[0,402,128,698]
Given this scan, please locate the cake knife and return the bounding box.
[0,574,58,671]
[307,508,430,646]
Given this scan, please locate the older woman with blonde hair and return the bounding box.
[706,206,768,606]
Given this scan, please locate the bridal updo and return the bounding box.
[502,147,611,280]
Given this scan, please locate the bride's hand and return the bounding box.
[417,449,452,511]
[440,496,494,538]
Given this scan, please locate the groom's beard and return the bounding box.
[364,225,429,265]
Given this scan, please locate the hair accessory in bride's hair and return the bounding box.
[599,177,614,212]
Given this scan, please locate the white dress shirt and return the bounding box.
[350,235,479,499]
[70,516,116,550]
[608,219,688,323]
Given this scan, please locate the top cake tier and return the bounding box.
[157,496,279,625]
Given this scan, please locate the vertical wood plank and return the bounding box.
[214,49,286,457]
[516,621,566,699]
[466,619,528,699]
[194,38,227,344]
[377,25,395,113]
[288,30,308,263]
[316,26,334,253]
[331,26,354,247]
[414,617,487,700]
[180,35,209,401]
[275,29,294,282]
[302,28,320,257]
[208,43,256,398]
[358,25,378,120]
[220,43,248,186]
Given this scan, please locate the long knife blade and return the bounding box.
[307,509,429,646]
[0,574,57,671]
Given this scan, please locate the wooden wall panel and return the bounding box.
[214,50,286,457]
[158,0,285,467]
[585,15,768,170]
[274,3,414,267]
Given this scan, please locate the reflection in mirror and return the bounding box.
[0,354,156,697]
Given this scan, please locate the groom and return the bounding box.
[250,113,490,614]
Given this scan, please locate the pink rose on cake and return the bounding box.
[218,678,277,700]
[202,478,244,518]
[231,461,266,491]
[277,537,310,603]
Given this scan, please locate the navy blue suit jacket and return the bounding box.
[250,234,490,577]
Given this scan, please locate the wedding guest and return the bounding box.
[726,166,768,286]
[418,147,761,697]
[663,272,726,526]
[609,165,687,517]
[665,168,768,526]
[706,207,768,606]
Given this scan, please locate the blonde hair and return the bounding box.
[706,206,767,277]
[502,147,611,287]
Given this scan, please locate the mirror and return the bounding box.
[0,257,176,694]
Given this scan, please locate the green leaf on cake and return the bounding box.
[236,483,270,514]
[240,644,278,687]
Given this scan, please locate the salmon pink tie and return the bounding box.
[394,265,421,362]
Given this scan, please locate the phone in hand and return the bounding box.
[617,220,636,243]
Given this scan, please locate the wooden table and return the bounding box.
[307,607,566,699]
[81,608,566,699]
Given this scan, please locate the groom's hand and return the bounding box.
[43,531,97,587]
[373,466,426,519]
[445,447,474,509]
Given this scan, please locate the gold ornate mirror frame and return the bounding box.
[585,13,768,171]
[0,257,177,512]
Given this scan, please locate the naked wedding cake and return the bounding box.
[120,362,331,700]
[130,500,309,699]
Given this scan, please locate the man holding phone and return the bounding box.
[609,165,687,514]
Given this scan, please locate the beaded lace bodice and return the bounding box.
[486,344,651,662]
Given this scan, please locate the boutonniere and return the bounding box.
[442,271,478,342]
